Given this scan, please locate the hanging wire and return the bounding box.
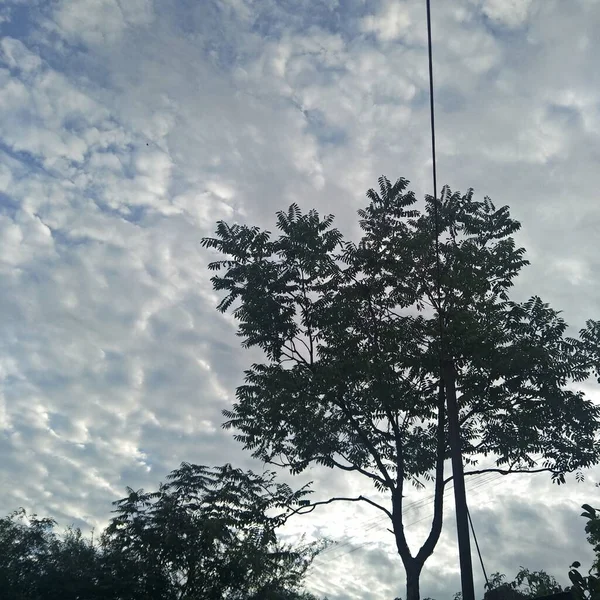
[426,4,476,600]
[426,0,443,316]
[314,470,504,564]
[468,508,490,589]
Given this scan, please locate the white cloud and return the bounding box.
[361,0,413,42]
[0,210,55,268]
[479,0,533,29]
[52,0,154,46]
[0,1,599,598]
[1,37,42,72]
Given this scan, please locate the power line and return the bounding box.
[468,507,490,589]
[425,0,475,597]
[426,0,441,298]
[313,471,504,564]
[315,471,499,560]
[314,474,504,565]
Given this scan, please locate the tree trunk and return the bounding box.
[406,564,422,600]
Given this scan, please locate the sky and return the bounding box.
[0,0,599,598]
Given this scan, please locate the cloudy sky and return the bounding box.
[1,0,600,598]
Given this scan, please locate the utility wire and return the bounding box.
[315,473,505,565]
[314,470,501,560]
[426,1,475,598]
[468,507,490,589]
[426,0,442,309]
[314,471,504,564]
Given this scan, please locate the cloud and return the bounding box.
[0,1,599,599]
[361,0,413,42]
[477,0,533,30]
[52,0,154,46]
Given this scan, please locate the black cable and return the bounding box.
[314,471,504,564]
[426,5,475,599]
[426,0,442,315]
[467,507,490,589]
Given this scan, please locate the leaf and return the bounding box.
[203,174,600,600]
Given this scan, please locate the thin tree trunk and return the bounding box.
[406,563,422,600]
[393,384,446,600]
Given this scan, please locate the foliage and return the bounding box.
[582,503,600,574]
[483,568,563,599]
[202,176,600,599]
[513,567,564,597]
[567,503,600,600]
[0,464,325,600]
[567,561,600,600]
[0,508,101,599]
[101,462,325,600]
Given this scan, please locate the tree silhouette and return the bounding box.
[202,176,600,600]
[567,503,600,600]
[101,462,325,599]
[482,568,564,600]
[0,465,325,600]
[0,509,101,599]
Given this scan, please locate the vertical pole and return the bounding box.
[425,0,476,594]
[443,359,476,600]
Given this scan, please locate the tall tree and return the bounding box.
[101,462,325,600]
[202,176,600,600]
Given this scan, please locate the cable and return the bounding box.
[426,2,476,598]
[314,472,497,560]
[314,471,504,564]
[426,0,443,317]
[467,507,490,589]
[314,473,505,565]
[313,483,456,558]
[312,473,481,559]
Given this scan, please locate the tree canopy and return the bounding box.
[202,176,600,600]
[482,568,564,600]
[0,509,101,600]
[102,462,324,600]
[0,464,325,600]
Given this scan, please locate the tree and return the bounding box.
[202,176,600,600]
[101,462,326,600]
[512,568,564,597]
[0,465,326,600]
[0,508,101,600]
[483,573,528,600]
[483,568,563,600]
[0,509,56,599]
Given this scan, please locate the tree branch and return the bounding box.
[332,389,396,491]
[287,339,310,365]
[329,456,388,488]
[292,337,312,363]
[267,452,389,490]
[362,287,406,494]
[299,267,315,365]
[443,466,557,486]
[289,495,392,520]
